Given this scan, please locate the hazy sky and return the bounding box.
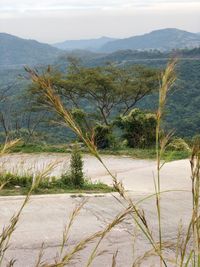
[0,0,200,43]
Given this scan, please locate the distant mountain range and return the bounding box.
[0,33,61,67]
[53,28,200,53]
[53,36,116,51]
[0,28,200,67]
[0,29,200,138]
[100,28,200,52]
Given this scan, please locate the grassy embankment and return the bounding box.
[10,143,190,161]
[0,141,188,196]
[0,173,114,196]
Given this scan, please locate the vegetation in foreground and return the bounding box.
[1,47,200,145]
[24,59,199,266]
[9,142,190,161]
[0,178,113,196]
[0,60,199,266]
[0,144,114,196]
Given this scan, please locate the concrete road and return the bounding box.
[0,154,192,266]
[0,153,191,192]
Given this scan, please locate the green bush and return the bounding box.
[94,124,114,149]
[60,172,73,187]
[115,108,156,148]
[0,173,33,188]
[167,138,190,151]
[68,144,84,187]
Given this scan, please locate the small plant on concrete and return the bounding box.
[70,143,84,188]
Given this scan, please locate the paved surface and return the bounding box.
[0,154,192,266]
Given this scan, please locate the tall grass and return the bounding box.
[0,140,59,266]
[155,59,176,266]
[0,60,198,266]
[26,61,179,266]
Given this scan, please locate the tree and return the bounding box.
[60,62,159,125]
[28,61,159,126]
[115,108,157,148]
[94,124,113,149]
[70,143,84,187]
[0,82,15,139]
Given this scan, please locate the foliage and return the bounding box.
[6,142,190,161]
[100,28,200,52]
[99,147,189,161]
[94,124,114,149]
[0,173,33,188]
[2,60,200,266]
[0,33,61,66]
[167,138,191,151]
[28,62,159,126]
[69,143,84,187]
[115,108,157,148]
[1,48,200,143]
[0,173,113,196]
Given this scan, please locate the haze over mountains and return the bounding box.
[0,28,200,67]
[53,37,116,51]
[100,28,200,52]
[54,28,200,53]
[0,28,200,138]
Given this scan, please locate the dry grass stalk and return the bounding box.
[26,63,178,266]
[0,59,196,267]
[27,67,167,265]
[38,207,132,267]
[0,140,58,266]
[0,139,20,156]
[59,199,88,257]
[155,59,177,267]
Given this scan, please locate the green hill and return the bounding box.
[100,28,200,52]
[54,47,200,137]
[0,38,200,141]
[53,36,117,51]
[0,33,62,67]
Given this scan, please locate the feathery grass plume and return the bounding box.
[27,66,167,264]
[59,199,87,257]
[38,207,132,267]
[0,139,20,156]
[0,149,58,265]
[20,60,198,266]
[26,64,179,266]
[155,59,177,266]
[0,139,23,265]
[166,136,200,267]
[35,243,45,267]
[187,137,200,266]
[32,160,61,189]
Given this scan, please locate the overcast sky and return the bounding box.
[0,0,199,43]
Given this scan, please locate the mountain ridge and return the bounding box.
[53,36,117,51]
[100,28,200,52]
[0,33,62,66]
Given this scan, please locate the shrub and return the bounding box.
[94,124,114,149]
[167,138,190,151]
[60,172,73,187]
[69,143,84,187]
[0,173,33,188]
[115,108,156,148]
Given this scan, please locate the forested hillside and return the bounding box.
[100,28,200,52]
[83,48,200,136]
[0,33,62,67]
[53,37,116,51]
[0,46,200,142]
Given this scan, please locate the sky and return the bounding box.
[0,0,200,43]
